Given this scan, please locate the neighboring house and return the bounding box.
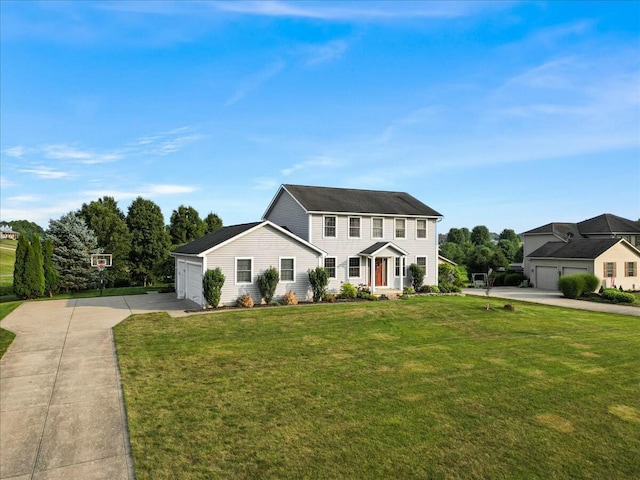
[263,184,443,296]
[0,226,19,240]
[522,214,640,290]
[172,221,326,306]
[173,184,443,307]
[438,255,457,267]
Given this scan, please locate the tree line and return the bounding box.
[10,196,222,298]
[439,226,523,275]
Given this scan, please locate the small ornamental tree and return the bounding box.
[203,268,225,308]
[308,267,329,302]
[408,263,425,291]
[257,267,279,304]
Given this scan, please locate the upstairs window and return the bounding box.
[395,218,406,239]
[372,217,383,238]
[324,216,337,238]
[349,217,361,238]
[416,219,427,239]
[280,257,295,282]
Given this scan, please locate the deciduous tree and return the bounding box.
[169,205,205,245]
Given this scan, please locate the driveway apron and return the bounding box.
[1,297,135,480]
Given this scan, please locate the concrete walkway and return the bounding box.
[463,287,640,316]
[0,293,196,480]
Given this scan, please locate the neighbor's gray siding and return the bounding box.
[523,233,562,279]
[204,224,321,306]
[310,214,439,291]
[264,190,309,240]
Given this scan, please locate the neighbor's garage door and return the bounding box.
[186,262,203,306]
[563,267,587,276]
[536,266,559,290]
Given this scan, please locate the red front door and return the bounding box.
[375,258,386,287]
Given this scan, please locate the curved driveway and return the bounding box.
[463,287,640,316]
[0,293,196,480]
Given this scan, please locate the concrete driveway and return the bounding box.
[463,287,640,316]
[0,293,196,480]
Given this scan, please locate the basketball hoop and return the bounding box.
[91,254,112,296]
[97,259,107,270]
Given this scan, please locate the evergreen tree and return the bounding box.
[13,234,29,298]
[204,212,223,234]
[127,197,171,286]
[47,212,99,292]
[24,234,45,298]
[169,205,205,245]
[79,197,132,284]
[43,237,59,297]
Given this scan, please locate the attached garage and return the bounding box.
[175,258,203,306]
[535,266,559,290]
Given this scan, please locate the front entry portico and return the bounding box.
[359,241,409,293]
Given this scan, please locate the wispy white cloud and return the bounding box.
[3,146,31,158]
[226,60,286,106]
[19,166,72,179]
[7,195,41,203]
[281,156,341,176]
[82,184,199,200]
[0,176,17,189]
[301,39,349,66]
[42,144,123,164]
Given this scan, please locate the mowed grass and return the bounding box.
[0,301,21,357]
[0,239,17,286]
[115,296,640,480]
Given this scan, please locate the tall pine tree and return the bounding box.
[13,234,29,298]
[24,234,45,298]
[43,237,59,297]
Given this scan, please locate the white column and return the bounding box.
[371,256,376,293]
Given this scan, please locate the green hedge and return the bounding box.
[601,288,636,304]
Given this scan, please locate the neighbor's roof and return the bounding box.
[521,222,578,237]
[172,222,262,255]
[277,184,443,217]
[528,238,624,259]
[577,214,640,235]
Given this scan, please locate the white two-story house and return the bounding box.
[173,184,443,307]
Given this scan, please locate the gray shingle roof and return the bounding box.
[172,222,262,255]
[359,242,408,256]
[521,222,579,237]
[577,214,640,235]
[528,238,621,259]
[282,184,443,217]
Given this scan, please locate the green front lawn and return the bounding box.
[0,239,17,286]
[114,296,640,480]
[0,301,21,357]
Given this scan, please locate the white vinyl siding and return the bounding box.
[416,219,427,239]
[325,257,336,278]
[280,257,295,282]
[372,217,383,239]
[236,257,253,284]
[324,216,337,238]
[349,217,361,238]
[348,257,361,278]
[395,218,406,239]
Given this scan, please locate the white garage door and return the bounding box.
[563,267,587,276]
[536,266,559,290]
[186,262,203,306]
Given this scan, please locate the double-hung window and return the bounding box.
[416,219,427,239]
[372,217,383,239]
[416,256,427,275]
[324,216,337,238]
[603,262,616,277]
[236,258,253,284]
[395,218,406,239]
[395,257,405,277]
[349,217,361,238]
[324,257,336,278]
[348,257,361,278]
[280,257,295,282]
[625,262,636,277]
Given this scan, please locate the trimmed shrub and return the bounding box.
[308,267,329,303]
[601,288,635,304]
[339,283,357,299]
[281,290,298,305]
[492,273,507,287]
[428,285,440,293]
[257,266,279,304]
[578,273,600,293]
[203,268,225,308]
[504,273,526,287]
[236,293,254,308]
[0,285,14,296]
[408,263,425,291]
[403,285,415,295]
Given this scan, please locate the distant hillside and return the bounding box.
[0,239,17,287]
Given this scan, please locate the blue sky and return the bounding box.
[1,1,639,235]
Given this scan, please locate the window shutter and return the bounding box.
[613,262,617,277]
